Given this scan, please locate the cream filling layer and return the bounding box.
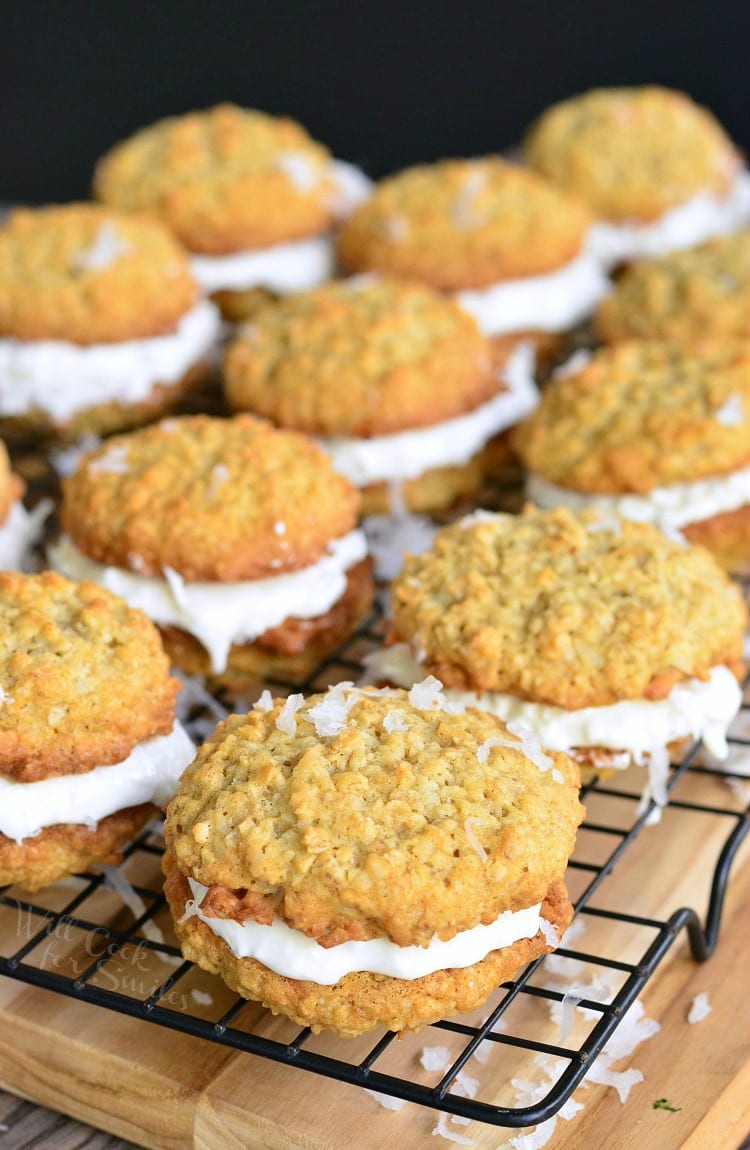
[189,160,372,295]
[49,529,368,675]
[318,342,538,486]
[0,499,50,571]
[366,644,740,766]
[455,247,610,336]
[185,878,542,984]
[526,466,750,534]
[0,722,195,843]
[587,170,750,267]
[0,300,221,425]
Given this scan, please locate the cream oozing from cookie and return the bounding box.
[317,341,538,486]
[0,722,195,843]
[49,529,368,674]
[455,247,610,336]
[189,161,372,295]
[526,466,750,536]
[184,877,543,983]
[366,644,741,769]
[0,300,220,425]
[0,499,50,572]
[587,169,750,267]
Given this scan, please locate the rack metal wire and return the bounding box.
[0,598,747,1132]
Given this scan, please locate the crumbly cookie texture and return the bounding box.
[61,414,360,582]
[0,803,157,893]
[0,203,197,345]
[93,104,337,254]
[0,438,24,525]
[165,689,582,949]
[525,86,739,222]
[336,157,592,291]
[513,341,750,492]
[597,233,750,344]
[223,279,496,436]
[389,507,746,708]
[0,571,179,781]
[158,558,375,691]
[164,858,573,1037]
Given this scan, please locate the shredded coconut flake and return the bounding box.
[715,393,744,426]
[253,689,274,713]
[49,435,102,478]
[190,987,213,1006]
[408,676,465,714]
[365,1089,406,1111]
[452,1069,478,1100]
[463,818,487,863]
[383,709,409,733]
[101,865,165,944]
[207,463,229,497]
[87,442,131,474]
[276,693,305,735]
[431,1112,475,1146]
[583,1057,643,1104]
[178,898,199,923]
[558,990,583,1043]
[539,919,559,948]
[0,688,13,706]
[552,350,592,379]
[687,992,712,1023]
[506,721,555,773]
[72,222,132,271]
[174,670,229,723]
[277,151,320,190]
[306,682,358,736]
[162,566,190,611]
[273,520,287,535]
[420,1045,453,1073]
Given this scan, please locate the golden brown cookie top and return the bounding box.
[390,507,746,708]
[0,570,179,782]
[524,86,740,222]
[93,103,338,254]
[223,278,496,435]
[164,686,582,948]
[0,203,198,345]
[597,232,750,344]
[61,414,361,582]
[513,341,750,492]
[0,439,24,527]
[336,157,592,291]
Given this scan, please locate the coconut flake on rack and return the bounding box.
[687,992,712,1023]
[101,864,166,945]
[420,1046,452,1074]
[275,694,305,735]
[431,1113,476,1146]
[365,1090,407,1112]
[190,988,213,1007]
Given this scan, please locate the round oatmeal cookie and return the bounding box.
[93,104,338,255]
[164,857,573,1036]
[389,507,746,708]
[524,86,740,223]
[0,438,24,525]
[60,414,360,582]
[336,158,592,291]
[165,689,582,948]
[0,803,156,893]
[0,571,179,781]
[0,203,197,345]
[224,279,495,436]
[596,233,750,344]
[513,341,750,493]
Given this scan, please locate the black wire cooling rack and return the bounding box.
[0,597,747,1132]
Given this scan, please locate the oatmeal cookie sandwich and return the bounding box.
[0,571,194,892]
[94,103,371,321]
[368,507,745,801]
[223,278,538,514]
[336,157,607,354]
[0,203,220,440]
[515,341,750,573]
[525,86,750,265]
[50,415,373,691]
[164,683,583,1037]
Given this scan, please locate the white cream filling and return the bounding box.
[526,466,750,535]
[455,247,610,336]
[49,529,368,675]
[0,300,221,425]
[366,644,740,767]
[185,878,542,984]
[189,160,372,295]
[318,341,539,486]
[587,170,750,267]
[0,722,195,843]
[0,499,50,571]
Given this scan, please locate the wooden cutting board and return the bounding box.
[0,764,746,1150]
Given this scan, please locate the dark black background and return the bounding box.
[2,0,749,203]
